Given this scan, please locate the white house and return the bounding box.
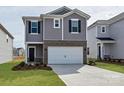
[0,24,14,64]
[87,12,124,60]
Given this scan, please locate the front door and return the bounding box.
[29,48,35,62]
[98,45,101,59]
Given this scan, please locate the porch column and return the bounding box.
[101,43,104,59]
[25,43,28,64]
[43,44,48,65]
[83,41,87,64]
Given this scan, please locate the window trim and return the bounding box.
[101,25,106,33]
[53,18,60,28]
[71,19,79,34]
[30,20,38,35]
[71,19,79,21]
[71,32,79,34]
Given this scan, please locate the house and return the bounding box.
[0,23,14,64]
[17,47,25,56]
[13,47,25,57]
[22,6,90,65]
[87,12,124,60]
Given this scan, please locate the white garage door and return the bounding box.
[48,47,83,64]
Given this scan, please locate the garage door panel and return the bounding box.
[48,47,83,64]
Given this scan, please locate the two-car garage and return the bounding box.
[48,47,83,64]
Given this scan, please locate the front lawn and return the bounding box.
[0,61,65,86]
[95,62,124,74]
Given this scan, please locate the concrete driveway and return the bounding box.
[50,65,124,86]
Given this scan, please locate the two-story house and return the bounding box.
[22,6,90,65]
[87,12,124,60]
[0,23,14,64]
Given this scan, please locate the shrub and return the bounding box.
[12,62,52,71]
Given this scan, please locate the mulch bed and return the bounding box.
[12,62,52,71]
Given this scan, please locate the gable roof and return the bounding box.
[46,6,72,15]
[0,24,14,39]
[88,12,124,30]
[88,20,108,30]
[62,8,90,20]
[41,6,90,20]
[22,6,91,23]
[108,12,124,24]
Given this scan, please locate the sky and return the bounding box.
[0,6,124,48]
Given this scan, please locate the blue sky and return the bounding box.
[0,6,124,48]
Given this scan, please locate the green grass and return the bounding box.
[0,61,65,86]
[95,62,124,74]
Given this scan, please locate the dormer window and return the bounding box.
[54,18,60,28]
[101,26,106,33]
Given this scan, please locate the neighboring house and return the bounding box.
[87,12,124,60]
[13,47,25,57]
[17,47,25,56]
[22,6,90,65]
[0,24,14,64]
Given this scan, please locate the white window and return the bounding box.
[101,26,106,33]
[31,21,38,34]
[71,19,79,33]
[54,18,60,28]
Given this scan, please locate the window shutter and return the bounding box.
[28,21,31,33]
[38,21,40,33]
[69,20,71,32]
[78,20,81,33]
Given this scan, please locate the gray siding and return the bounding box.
[25,13,87,41]
[63,13,86,41]
[44,13,86,41]
[109,19,124,59]
[103,43,111,56]
[26,21,43,42]
[36,45,43,58]
[44,18,62,40]
[97,25,110,37]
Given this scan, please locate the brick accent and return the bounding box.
[43,40,87,65]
